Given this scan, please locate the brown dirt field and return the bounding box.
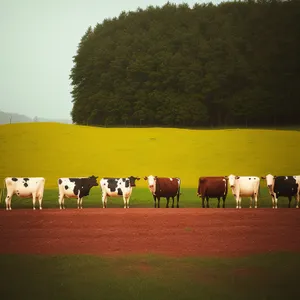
[0,208,300,257]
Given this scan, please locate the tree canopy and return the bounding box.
[70,0,300,128]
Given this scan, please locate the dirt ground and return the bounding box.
[0,208,300,257]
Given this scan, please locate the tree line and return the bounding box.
[70,0,300,128]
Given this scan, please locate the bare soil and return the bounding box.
[0,208,299,257]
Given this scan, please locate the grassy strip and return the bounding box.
[0,252,299,300]
[0,186,298,209]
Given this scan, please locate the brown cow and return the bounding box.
[144,175,181,208]
[197,176,228,208]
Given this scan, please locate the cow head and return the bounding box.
[128,176,140,187]
[261,174,275,191]
[88,175,99,187]
[144,175,157,194]
[227,175,240,189]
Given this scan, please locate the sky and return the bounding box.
[0,0,223,120]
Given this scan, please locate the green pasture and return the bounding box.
[0,186,298,209]
[0,252,299,300]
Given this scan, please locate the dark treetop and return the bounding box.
[70,0,300,128]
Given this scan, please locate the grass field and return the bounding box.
[1,122,300,189]
[1,253,300,300]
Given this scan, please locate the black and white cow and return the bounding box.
[58,175,98,209]
[3,177,45,210]
[261,174,300,208]
[100,176,140,208]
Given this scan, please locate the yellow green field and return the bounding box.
[0,122,300,189]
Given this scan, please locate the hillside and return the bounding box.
[0,111,32,124]
[0,123,300,189]
[0,110,72,124]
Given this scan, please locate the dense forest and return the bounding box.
[70,0,300,128]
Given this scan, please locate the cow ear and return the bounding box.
[144,176,148,180]
[224,176,228,179]
[235,176,240,179]
[261,176,266,179]
[274,176,277,178]
[137,177,140,180]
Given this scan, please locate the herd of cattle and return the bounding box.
[1,174,300,210]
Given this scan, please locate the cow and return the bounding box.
[226,175,260,209]
[144,175,181,208]
[100,176,140,208]
[58,175,98,209]
[2,177,45,210]
[261,174,300,208]
[197,176,228,208]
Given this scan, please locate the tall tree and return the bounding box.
[70,0,300,128]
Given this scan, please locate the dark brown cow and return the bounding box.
[197,176,228,208]
[144,175,181,208]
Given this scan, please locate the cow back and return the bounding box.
[198,177,227,198]
[71,178,93,197]
[274,176,298,196]
[156,177,179,197]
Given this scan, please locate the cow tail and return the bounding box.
[177,178,181,200]
[0,179,5,203]
[197,178,201,196]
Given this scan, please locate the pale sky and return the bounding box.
[0,0,222,120]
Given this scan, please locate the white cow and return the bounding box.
[261,174,300,208]
[3,177,45,210]
[227,175,260,209]
[100,176,140,208]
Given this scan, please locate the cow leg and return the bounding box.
[5,193,13,210]
[271,194,275,208]
[295,193,299,209]
[5,195,9,210]
[157,197,161,208]
[217,197,220,208]
[58,194,63,209]
[172,197,175,208]
[153,195,157,208]
[38,195,43,210]
[235,195,241,209]
[123,195,127,208]
[126,197,130,208]
[249,196,253,208]
[202,196,205,208]
[288,196,291,208]
[222,196,226,208]
[254,193,258,209]
[77,196,80,209]
[166,197,170,208]
[102,193,107,208]
[274,195,278,209]
[32,193,36,210]
[206,197,210,208]
[80,197,83,209]
[9,196,12,210]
